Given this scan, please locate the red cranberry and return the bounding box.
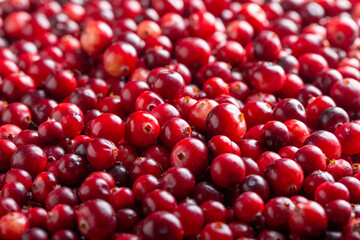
[264,158,304,196]
[0,212,29,240]
[132,174,160,200]
[330,78,360,110]
[44,70,77,100]
[10,145,47,177]
[251,63,285,93]
[334,123,360,155]
[326,159,352,181]
[289,201,327,238]
[80,20,113,54]
[239,174,270,201]
[188,99,218,132]
[173,204,204,237]
[206,103,246,142]
[339,176,360,204]
[304,130,342,160]
[264,196,295,231]
[45,187,78,211]
[210,153,245,188]
[37,120,64,145]
[160,167,195,199]
[140,211,183,240]
[200,222,233,240]
[233,191,264,223]
[314,182,350,206]
[86,138,118,170]
[21,227,48,240]
[170,138,209,176]
[77,199,116,239]
[142,189,177,215]
[47,204,76,233]
[326,16,359,49]
[125,111,160,148]
[174,37,211,69]
[326,199,352,231]
[1,102,32,130]
[294,145,326,176]
[25,207,47,229]
[103,41,137,77]
[0,139,17,172]
[129,157,162,181]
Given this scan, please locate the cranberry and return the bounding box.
[210,153,245,188]
[160,167,195,199]
[129,157,162,181]
[1,102,32,130]
[188,98,218,132]
[264,158,304,196]
[315,182,350,206]
[77,199,116,239]
[326,199,352,230]
[260,121,290,151]
[170,138,209,176]
[86,138,118,170]
[326,16,359,49]
[239,174,270,201]
[44,70,77,100]
[200,222,233,240]
[90,113,124,144]
[294,145,326,176]
[132,174,160,200]
[142,189,177,215]
[304,130,342,160]
[46,204,76,233]
[125,111,160,148]
[80,20,113,54]
[326,159,353,181]
[45,187,78,211]
[140,211,183,240]
[334,123,360,155]
[289,201,327,238]
[173,204,204,237]
[21,228,48,240]
[103,41,137,77]
[10,145,47,177]
[330,78,360,110]
[206,103,246,143]
[319,107,350,133]
[264,196,295,231]
[0,139,17,172]
[0,212,29,240]
[233,191,264,223]
[174,37,211,69]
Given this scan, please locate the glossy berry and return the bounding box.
[210,153,245,188]
[125,111,160,148]
[77,199,116,239]
[289,201,327,238]
[206,103,246,143]
[86,138,118,170]
[233,192,264,223]
[103,42,137,77]
[170,138,209,176]
[264,158,304,196]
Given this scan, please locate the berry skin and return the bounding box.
[289,201,327,238]
[77,199,116,240]
[264,158,304,197]
[206,103,247,143]
[233,192,264,223]
[103,42,138,77]
[125,111,160,148]
[80,20,113,54]
[210,153,246,188]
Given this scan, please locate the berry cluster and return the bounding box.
[0,0,360,240]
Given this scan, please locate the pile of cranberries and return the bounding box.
[1,0,360,239]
